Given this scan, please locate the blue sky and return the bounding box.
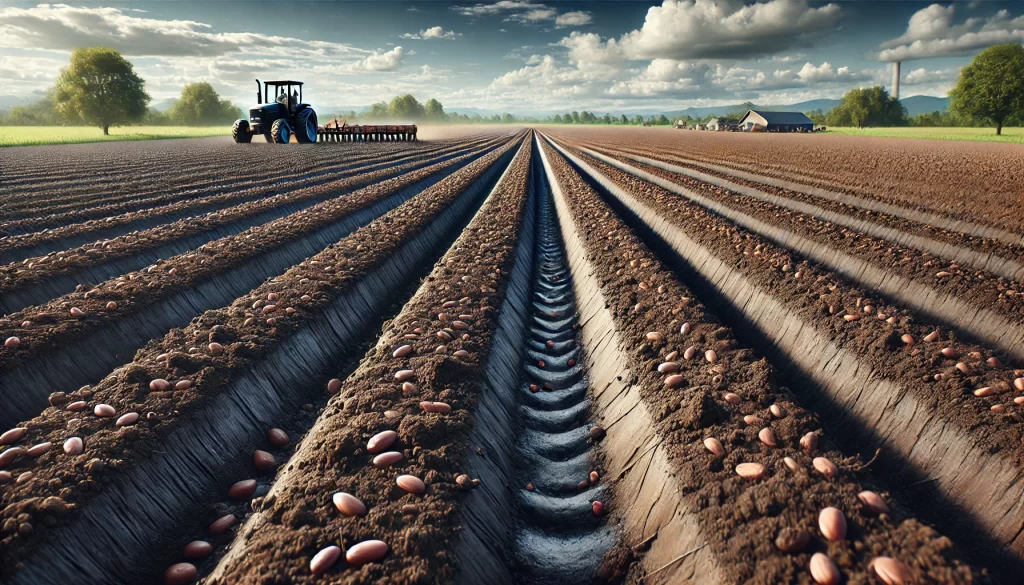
[1,1,1022,115]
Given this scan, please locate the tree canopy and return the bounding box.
[424,98,446,120]
[950,43,1024,135]
[54,47,150,134]
[388,94,426,119]
[826,86,906,128]
[169,82,242,126]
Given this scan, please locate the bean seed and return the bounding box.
[64,437,84,455]
[703,437,725,457]
[0,447,25,468]
[164,563,198,585]
[809,553,840,585]
[183,541,213,559]
[800,432,819,454]
[346,540,388,566]
[4,337,20,349]
[681,322,692,335]
[704,350,718,364]
[26,442,51,457]
[769,404,784,418]
[267,428,289,447]
[67,401,86,411]
[94,404,116,417]
[1014,378,1024,392]
[372,451,404,467]
[941,347,957,358]
[974,387,995,397]
[332,492,367,516]
[683,346,697,360]
[657,362,679,374]
[646,332,664,343]
[395,369,415,382]
[818,507,846,541]
[397,475,426,494]
[858,490,889,515]
[393,345,413,358]
[735,462,767,480]
[590,471,600,483]
[208,514,237,536]
[665,350,679,361]
[592,501,605,516]
[813,457,838,479]
[872,557,914,585]
[70,307,86,318]
[310,545,342,575]
[664,374,685,388]
[758,428,777,447]
[253,450,276,471]
[0,427,27,445]
[327,379,342,394]
[783,457,799,472]
[743,415,762,425]
[367,430,398,454]
[150,379,171,392]
[116,412,139,427]
[923,330,939,343]
[208,342,224,355]
[175,380,192,391]
[724,393,741,404]
[228,479,257,500]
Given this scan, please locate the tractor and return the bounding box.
[232,79,318,144]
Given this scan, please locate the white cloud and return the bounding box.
[555,11,592,27]
[341,47,407,72]
[0,4,366,59]
[401,26,459,40]
[558,0,841,67]
[902,66,961,85]
[878,4,1024,61]
[452,1,589,26]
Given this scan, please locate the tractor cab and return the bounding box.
[232,79,318,144]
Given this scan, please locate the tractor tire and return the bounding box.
[270,119,292,144]
[232,119,253,144]
[296,108,318,143]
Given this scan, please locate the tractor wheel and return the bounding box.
[232,119,253,144]
[296,109,318,143]
[270,119,292,144]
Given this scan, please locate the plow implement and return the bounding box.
[318,119,418,142]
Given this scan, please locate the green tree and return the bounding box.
[1,90,64,126]
[424,98,446,121]
[950,43,1024,135]
[634,115,644,125]
[169,82,241,126]
[553,113,563,123]
[388,94,425,119]
[501,113,515,123]
[366,102,389,118]
[54,47,150,135]
[805,109,827,126]
[602,113,612,125]
[656,114,671,125]
[619,114,628,125]
[570,111,580,124]
[826,86,906,128]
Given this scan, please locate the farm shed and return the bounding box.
[706,118,720,131]
[739,110,814,132]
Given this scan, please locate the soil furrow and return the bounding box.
[545,135,1024,579]
[0,133,525,585]
[537,133,987,584]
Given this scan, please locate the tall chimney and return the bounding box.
[892,61,901,99]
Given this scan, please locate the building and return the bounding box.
[738,110,814,132]
[706,118,720,131]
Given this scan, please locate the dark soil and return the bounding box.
[540,137,986,585]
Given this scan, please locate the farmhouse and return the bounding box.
[738,110,814,132]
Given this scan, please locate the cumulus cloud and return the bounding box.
[0,4,366,59]
[401,26,459,40]
[902,66,961,85]
[559,0,841,70]
[341,47,407,72]
[452,1,590,26]
[877,4,1024,61]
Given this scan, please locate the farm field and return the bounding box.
[0,125,231,147]
[0,127,1022,585]
[827,126,1024,144]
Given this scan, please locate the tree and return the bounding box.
[502,113,515,123]
[169,82,241,126]
[950,43,1024,135]
[389,94,425,119]
[54,47,150,135]
[570,111,581,124]
[367,102,389,118]
[805,109,827,126]
[826,86,906,128]
[424,98,446,121]
[656,114,671,125]
[552,114,563,123]
[620,114,628,125]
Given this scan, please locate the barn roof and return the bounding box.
[741,110,814,125]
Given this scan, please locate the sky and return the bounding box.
[1,1,1022,115]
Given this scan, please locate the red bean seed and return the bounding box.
[664,374,685,388]
[940,347,957,358]
[800,432,819,454]
[683,346,697,360]
[310,545,342,575]
[872,557,914,585]
[67,401,86,412]
[452,321,468,330]
[974,387,995,397]
[373,451,404,467]
[4,337,20,349]
[0,427,27,445]
[818,507,846,541]
[397,474,426,494]
[809,553,840,585]
[253,450,276,471]
[367,430,398,453]
[546,340,555,349]
[208,514,237,536]
[813,457,838,479]
[703,437,725,457]
[26,442,51,457]
[267,428,289,447]
[64,437,84,455]
[70,307,86,318]
[164,562,198,585]
[590,471,600,483]
[395,369,414,382]
[94,404,116,417]
[735,462,767,480]
[327,379,342,394]
[592,501,605,516]
[526,482,535,491]
[105,302,117,311]
[346,540,388,566]
[724,393,741,404]
[262,305,277,314]
[332,492,367,516]
[658,362,679,373]
[393,345,413,358]
[228,479,257,500]
[758,428,777,447]
[0,447,25,468]
[568,359,576,367]
[116,413,139,427]
[858,490,889,515]
[150,379,171,392]
[184,541,213,559]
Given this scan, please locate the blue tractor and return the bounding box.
[232,79,318,144]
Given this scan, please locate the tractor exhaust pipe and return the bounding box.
[255,79,263,104]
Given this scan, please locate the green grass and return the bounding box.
[0,125,230,147]
[826,126,1024,144]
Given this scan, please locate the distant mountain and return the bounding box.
[900,95,950,115]
[151,98,177,112]
[659,96,949,120]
